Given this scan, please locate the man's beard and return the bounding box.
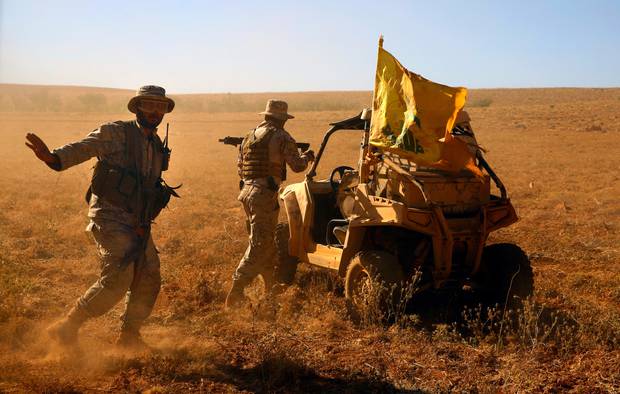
[136,110,164,130]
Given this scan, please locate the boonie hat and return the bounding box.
[128,85,175,114]
[259,99,294,120]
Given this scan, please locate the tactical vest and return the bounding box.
[88,121,177,223]
[240,125,286,181]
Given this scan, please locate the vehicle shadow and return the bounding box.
[404,290,579,344]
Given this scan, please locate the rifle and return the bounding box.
[219,136,310,151]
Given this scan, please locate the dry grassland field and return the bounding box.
[0,85,619,392]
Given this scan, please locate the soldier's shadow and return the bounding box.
[146,344,425,393]
[168,357,426,394]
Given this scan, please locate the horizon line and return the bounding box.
[1,82,619,95]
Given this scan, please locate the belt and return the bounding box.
[242,176,282,192]
[242,177,281,187]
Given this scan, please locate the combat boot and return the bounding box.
[47,306,89,346]
[225,279,248,310]
[116,325,148,350]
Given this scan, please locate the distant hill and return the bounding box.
[1,84,618,113]
[0,84,372,113]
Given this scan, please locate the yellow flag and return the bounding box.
[370,44,480,175]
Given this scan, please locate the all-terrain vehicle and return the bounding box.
[272,109,533,316]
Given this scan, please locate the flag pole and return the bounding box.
[359,34,383,183]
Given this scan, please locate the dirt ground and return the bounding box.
[0,87,619,393]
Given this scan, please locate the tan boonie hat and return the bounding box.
[259,99,294,120]
[128,85,175,114]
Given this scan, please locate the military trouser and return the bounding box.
[232,183,279,286]
[76,219,161,330]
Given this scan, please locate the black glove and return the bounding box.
[303,149,315,162]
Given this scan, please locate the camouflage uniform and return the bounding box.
[50,120,163,331]
[231,120,310,292]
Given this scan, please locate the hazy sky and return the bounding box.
[1,0,619,93]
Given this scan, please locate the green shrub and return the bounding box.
[469,98,493,108]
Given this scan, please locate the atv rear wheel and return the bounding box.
[476,243,534,307]
[345,251,404,322]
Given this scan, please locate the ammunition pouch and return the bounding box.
[148,179,180,220]
[88,160,139,212]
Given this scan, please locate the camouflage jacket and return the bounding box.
[237,120,310,186]
[50,120,164,226]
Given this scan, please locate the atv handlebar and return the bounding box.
[476,151,507,200]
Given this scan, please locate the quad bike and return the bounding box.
[271,109,533,317]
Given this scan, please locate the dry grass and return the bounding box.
[0,85,619,392]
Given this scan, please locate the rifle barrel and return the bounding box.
[219,136,309,150]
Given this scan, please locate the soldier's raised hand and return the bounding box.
[303,149,315,162]
[25,133,58,165]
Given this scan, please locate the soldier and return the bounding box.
[225,100,314,309]
[24,85,176,348]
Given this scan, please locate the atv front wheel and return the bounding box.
[476,243,534,307]
[345,250,404,322]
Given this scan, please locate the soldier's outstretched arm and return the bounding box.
[25,124,124,171]
[281,133,313,173]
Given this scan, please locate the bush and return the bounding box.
[469,98,493,108]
